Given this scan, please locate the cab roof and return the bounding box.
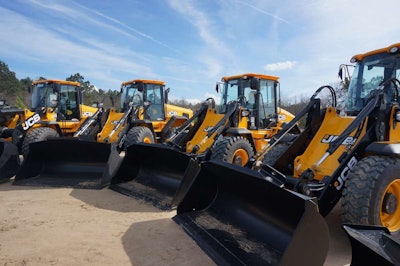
[222,73,279,82]
[33,79,81,86]
[121,79,165,86]
[351,43,400,62]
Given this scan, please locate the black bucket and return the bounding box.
[0,140,20,181]
[342,224,400,266]
[14,138,123,189]
[109,143,195,210]
[173,160,329,266]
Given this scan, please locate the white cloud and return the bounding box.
[264,61,297,71]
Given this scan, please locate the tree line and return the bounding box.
[0,60,205,111]
[0,60,349,115]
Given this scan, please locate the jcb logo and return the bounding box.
[82,112,93,117]
[22,114,41,131]
[321,135,357,146]
[167,111,178,116]
[336,156,358,190]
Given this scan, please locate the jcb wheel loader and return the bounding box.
[14,79,193,189]
[110,73,297,210]
[0,79,98,181]
[171,43,400,265]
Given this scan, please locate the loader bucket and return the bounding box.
[109,143,195,210]
[0,140,20,181]
[342,224,400,266]
[173,160,329,266]
[13,138,123,189]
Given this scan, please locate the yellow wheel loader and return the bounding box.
[110,73,297,210]
[171,43,400,264]
[14,79,193,189]
[0,79,98,181]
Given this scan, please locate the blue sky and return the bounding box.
[1,0,399,103]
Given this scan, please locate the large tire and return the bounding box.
[124,126,155,148]
[21,127,60,157]
[211,136,254,166]
[262,142,291,167]
[342,156,400,233]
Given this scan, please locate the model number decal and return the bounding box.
[22,114,41,131]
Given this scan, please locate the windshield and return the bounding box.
[31,83,57,110]
[120,83,143,111]
[346,52,400,113]
[144,83,164,120]
[219,77,277,117]
[219,78,252,113]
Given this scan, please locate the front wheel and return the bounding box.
[21,127,60,157]
[341,156,400,233]
[211,136,254,166]
[124,126,155,148]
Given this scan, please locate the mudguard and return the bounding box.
[173,160,329,265]
[14,138,123,189]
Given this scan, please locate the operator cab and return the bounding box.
[31,80,81,121]
[219,74,279,129]
[120,80,166,121]
[345,45,400,115]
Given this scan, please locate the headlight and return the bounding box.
[390,46,399,54]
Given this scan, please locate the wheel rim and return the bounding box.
[143,136,153,143]
[380,179,400,232]
[231,148,249,166]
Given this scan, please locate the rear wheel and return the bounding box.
[262,142,291,167]
[124,126,155,148]
[211,136,254,166]
[342,156,400,233]
[21,127,60,157]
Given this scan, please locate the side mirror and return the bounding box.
[137,83,144,92]
[78,89,83,104]
[165,87,170,103]
[250,78,260,90]
[338,64,353,81]
[215,82,223,93]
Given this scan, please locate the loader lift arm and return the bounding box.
[251,85,337,168]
